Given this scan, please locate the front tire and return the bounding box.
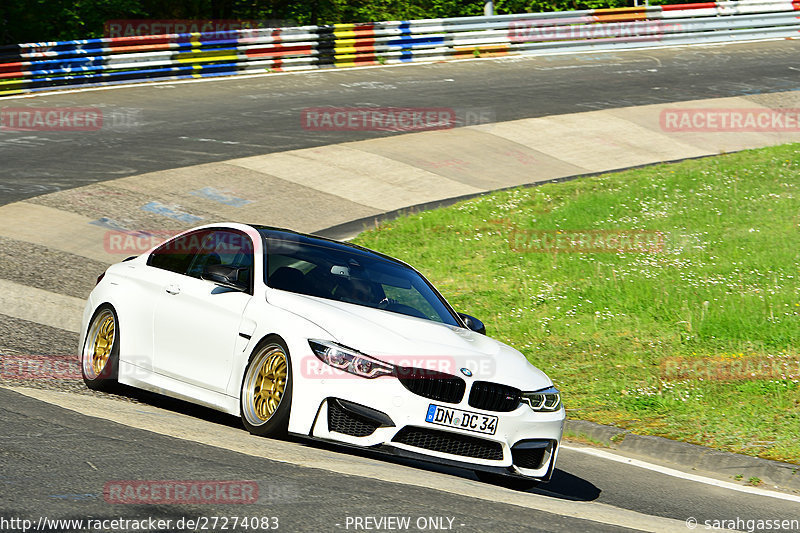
[240,338,292,437]
[81,305,119,391]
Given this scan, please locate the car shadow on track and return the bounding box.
[108,385,601,502]
[108,383,245,427]
[533,469,602,501]
[302,439,602,502]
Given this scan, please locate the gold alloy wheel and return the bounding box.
[244,345,288,425]
[83,309,115,379]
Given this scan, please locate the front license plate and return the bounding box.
[425,404,498,435]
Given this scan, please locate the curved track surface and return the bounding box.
[2,39,800,532]
[1,40,800,205]
[3,384,800,532]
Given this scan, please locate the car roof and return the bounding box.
[251,225,408,267]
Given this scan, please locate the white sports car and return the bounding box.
[80,223,564,486]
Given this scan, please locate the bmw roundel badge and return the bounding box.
[460,368,473,377]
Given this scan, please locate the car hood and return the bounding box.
[267,289,553,391]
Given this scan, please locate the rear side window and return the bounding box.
[147,229,211,274]
[186,230,254,288]
[148,228,255,291]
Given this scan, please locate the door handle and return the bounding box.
[165,284,181,295]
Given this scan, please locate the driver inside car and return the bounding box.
[335,278,381,306]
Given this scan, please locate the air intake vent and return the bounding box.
[511,440,552,470]
[327,400,380,437]
[512,448,546,469]
[392,426,503,461]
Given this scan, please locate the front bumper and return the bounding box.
[305,392,564,480]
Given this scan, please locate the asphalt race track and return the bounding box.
[1,40,800,205]
[2,384,800,532]
[2,39,800,532]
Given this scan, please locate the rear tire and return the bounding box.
[475,471,539,491]
[240,338,292,437]
[81,305,120,392]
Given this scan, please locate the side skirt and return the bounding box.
[119,360,240,416]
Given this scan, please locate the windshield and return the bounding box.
[260,230,460,327]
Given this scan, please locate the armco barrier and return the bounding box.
[1,1,799,97]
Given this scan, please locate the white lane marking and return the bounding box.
[178,136,241,145]
[563,445,800,503]
[2,37,787,101]
[535,64,620,71]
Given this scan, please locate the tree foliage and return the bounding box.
[1,0,689,45]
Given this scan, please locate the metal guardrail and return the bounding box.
[1,1,798,96]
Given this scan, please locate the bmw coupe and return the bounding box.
[80,223,564,487]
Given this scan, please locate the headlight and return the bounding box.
[308,339,394,379]
[521,386,561,412]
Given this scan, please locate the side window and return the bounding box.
[147,229,211,274]
[186,229,254,289]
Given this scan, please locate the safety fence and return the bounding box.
[1,0,798,96]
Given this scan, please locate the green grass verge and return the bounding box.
[352,144,800,464]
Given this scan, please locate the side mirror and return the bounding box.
[202,264,248,292]
[458,313,486,335]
